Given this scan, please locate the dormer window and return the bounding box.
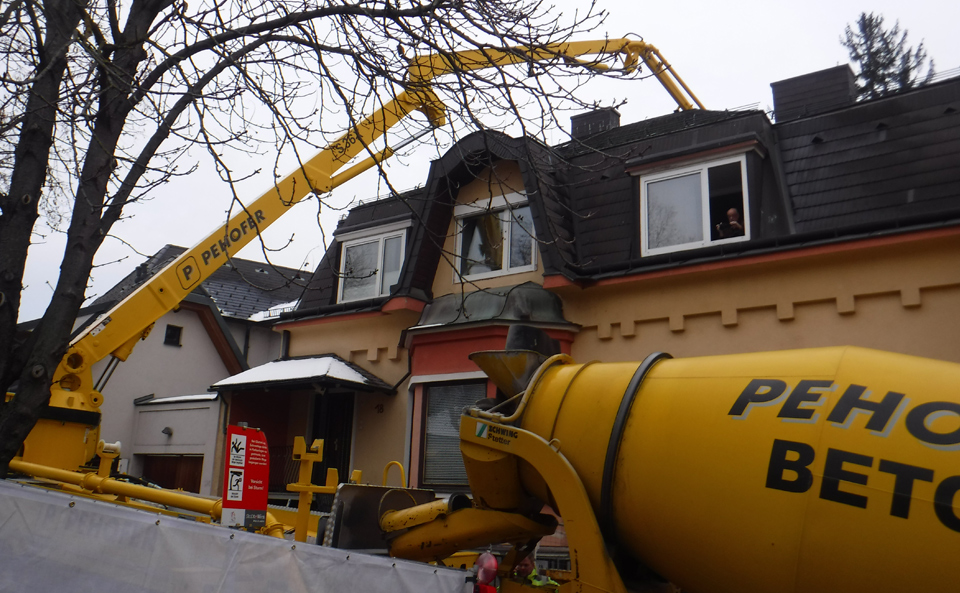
[455,193,536,281]
[337,221,409,303]
[640,154,750,256]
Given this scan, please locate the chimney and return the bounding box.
[771,65,856,122]
[571,107,620,140]
[134,262,149,284]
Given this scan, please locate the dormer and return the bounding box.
[430,159,546,297]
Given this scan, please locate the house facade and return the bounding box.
[220,66,960,506]
[78,244,304,495]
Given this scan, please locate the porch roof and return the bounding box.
[209,354,394,394]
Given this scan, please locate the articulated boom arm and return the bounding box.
[57,87,445,383]
[58,38,702,384]
[33,38,701,471]
[407,39,704,111]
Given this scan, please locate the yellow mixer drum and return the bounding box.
[519,346,960,593]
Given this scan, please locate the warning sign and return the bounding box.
[227,468,244,501]
[222,425,269,529]
[230,433,247,467]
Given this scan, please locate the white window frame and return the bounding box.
[337,223,408,303]
[454,192,537,282]
[639,153,750,256]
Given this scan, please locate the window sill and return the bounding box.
[643,234,750,257]
[456,266,538,283]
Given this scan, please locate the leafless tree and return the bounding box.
[0,0,650,471]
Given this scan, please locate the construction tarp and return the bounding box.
[0,480,467,593]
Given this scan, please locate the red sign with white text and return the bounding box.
[222,425,269,529]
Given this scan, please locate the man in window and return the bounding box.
[715,207,745,239]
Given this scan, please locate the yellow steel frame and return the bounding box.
[457,416,626,593]
[406,40,704,111]
[8,457,285,537]
[286,437,338,543]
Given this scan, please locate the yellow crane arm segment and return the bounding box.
[407,39,704,111]
[57,38,702,383]
[57,87,444,381]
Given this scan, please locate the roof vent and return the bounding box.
[571,107,621,140]
[771,65,856,123]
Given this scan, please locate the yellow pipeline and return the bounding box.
[380,499,451,532]
[389,507,555,561]
[514,346,960,593]
[9,458,285,537]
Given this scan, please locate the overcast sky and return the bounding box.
[18,0,960,321]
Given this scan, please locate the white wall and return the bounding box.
[131,398,225,495]
[93,307,231,478]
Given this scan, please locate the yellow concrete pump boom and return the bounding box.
[23,39,703,470]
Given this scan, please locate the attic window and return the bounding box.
[640,154,750,256]
[455,193,536,281]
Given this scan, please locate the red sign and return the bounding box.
[222,425,269,529]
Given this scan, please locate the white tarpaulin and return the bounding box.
[0,480,468,593]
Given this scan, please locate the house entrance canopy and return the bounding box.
[210,355,394,394]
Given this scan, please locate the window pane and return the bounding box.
[460,213,503,275]
[423,383,487,486]
[646,172,703,249]
[380,235,403,295]
[708,162,745,240]
[341,241,378,301]
[508,206,534,269]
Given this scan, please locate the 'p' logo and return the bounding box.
[176,256,201,290]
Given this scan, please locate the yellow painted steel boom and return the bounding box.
[22,39,702,471]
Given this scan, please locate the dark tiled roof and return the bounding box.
[556,109,759,157]
[295,241,343,312]
[290,71,960,312]
[333,188,422,235]
[776,77,960,233]
[93,245,307,320]
[298,189,424,312]
[563,111,774,270]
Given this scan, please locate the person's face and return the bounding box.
[515,556,535,578]
[726,208,740,223]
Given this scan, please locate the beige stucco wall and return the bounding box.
[432,161,545,297]
[554,231,960,365]
[284,308,421,483]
